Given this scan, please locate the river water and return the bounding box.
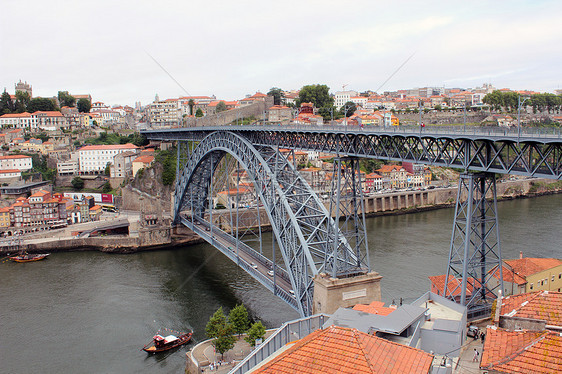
[1,194,561,373]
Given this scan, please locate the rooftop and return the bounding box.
[481,327,562,373]
[500,291,562,326]
[253,325,433,374]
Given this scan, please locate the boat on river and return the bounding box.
[10,253,50,263]
[142,330,192,353]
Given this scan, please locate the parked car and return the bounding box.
[467,325,479,338]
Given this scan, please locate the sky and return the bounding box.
[1,0,561,107]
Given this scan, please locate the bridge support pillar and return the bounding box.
[444,172,503,320]
[312,272,382,315]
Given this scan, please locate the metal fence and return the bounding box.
[229,314,329,374]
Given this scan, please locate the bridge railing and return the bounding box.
[222,123,562,139]
[229,313,329,374]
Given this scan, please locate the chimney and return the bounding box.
[519,251,523,259]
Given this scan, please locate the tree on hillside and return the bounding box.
[58,91,76,107]
[216,101,227,113]
[245,321,266,347]
[228,304,250,337]
[341,101,357,117]
[27,97,57,112]
[195,108,204,117]
[14,91,31,113]
[0,91,15,114]
[296,84,333,108]
[77,98,91,113]
[71,177,84,190]
[268,87,285,106]
[102,181,112,193]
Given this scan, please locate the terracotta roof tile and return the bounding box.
[353,301,395,316]
[254,326,433,374]
[504,258,562,278]
[79,143,138,151]
[481,327,562,373]
[501,291,562,326]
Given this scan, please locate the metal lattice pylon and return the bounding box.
[326,157,370,278]
[444,173,503,314]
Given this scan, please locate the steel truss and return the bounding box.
[174,131,368,316]
[444,173,503,317]
[327,157,370,278]
[144,127,562,179]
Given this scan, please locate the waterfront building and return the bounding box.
[268,105,292,123]
[78,143,139,174]
[376,165,408,189]
[364,173,383,192]
[489,256,562,295]
[0,207,11,227]
[0,155,33,172]
[215,187,252,209]
[252,325,433,374]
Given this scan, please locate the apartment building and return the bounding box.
[0,155,33,171]
[78,143,139,174]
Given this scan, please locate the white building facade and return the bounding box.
[78,144,139,174]
[0,155,33,171]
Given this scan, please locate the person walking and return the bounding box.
[473,348,480,362]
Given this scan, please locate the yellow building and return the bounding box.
[0,207,11,227]
[132,155,154,177]
[492,256,562,296]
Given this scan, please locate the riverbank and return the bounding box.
[4,178,560,255]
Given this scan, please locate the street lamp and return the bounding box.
[518,96,529,139]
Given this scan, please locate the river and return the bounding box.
[1,194,560,373]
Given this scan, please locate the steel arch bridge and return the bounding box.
[173,131,369,316]
[143,124,561,318]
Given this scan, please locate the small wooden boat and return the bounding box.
[142,330,192,353]
[10,253,50,263]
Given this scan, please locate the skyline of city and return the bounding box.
[1,1,561,106]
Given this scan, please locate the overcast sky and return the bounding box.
[1,0,561,107]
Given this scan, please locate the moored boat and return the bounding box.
[10,253,50,263]
[142,330,192,353]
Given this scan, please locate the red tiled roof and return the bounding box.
[353,301,395,316]
[428,274,471,297]
[133,155,154,164]
[217,188,250,196]
[491,264,527,285]
[500,291,562,326]
[376,165,404,173]
[0,154,31,160]
[481,327,562,373]
[79,143,138,151]
[0,169,21,174]
[504,258,562,278]
[253,326,433,374]
[0,112,33,118]
[29,189,50,198]
[33,111,63,117]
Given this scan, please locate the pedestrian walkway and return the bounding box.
[188,331,275,374]
[454,330,485,373]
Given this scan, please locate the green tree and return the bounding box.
[268,87,285,106]
[216,101,227,113]
[14,91,31,113]
[228,304,250,337]
[58,91,76,107]
[206,307,236,359]
[71,177,85,190]
[104,161,111,176]
[195,108,204,117]
[102,181,112,193]
[0,91,15,114]
[296,84,333,108]
[188,99,195,115]
[244,321,266,347]
[27,97,57,112]
[77,98,91,113]
[341,101,357,117]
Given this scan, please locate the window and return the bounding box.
[559,273,561,279]
[553,276,556,282]
[530,283,533,290]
